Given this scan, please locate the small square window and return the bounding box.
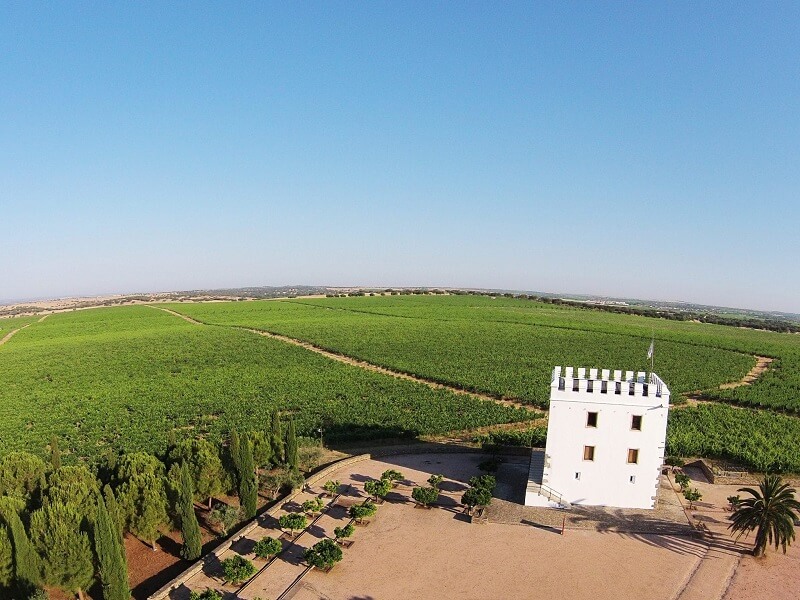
[575,472,581,480]
[631,415,643,431]
[586,412,598,428]
[627,449,639,464]
[629,475,636,484]
[583,446,595,461]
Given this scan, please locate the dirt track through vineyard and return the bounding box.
[684,355,773,407]
[148,305,535,413]
[0,323,32,347]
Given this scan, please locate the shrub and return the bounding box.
[412,486,439,507]
[189,590,223,600]
[468,474,496,492]
[278,513,308,535]
[683,488,702,509]
[380,469,404,484]
[302,497,325,515]
[674,472,690,490]
[208,503,242,536]
[253,536,282,559]
[221,555,256,584]
[304,538,343,570]
[348,501,377,521]
[364,478,392,500]
[462,486,492,511]
[323,480,341,496]
[334,523,355,540]
[427,474,444,489]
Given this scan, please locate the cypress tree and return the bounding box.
[178,463,202,561]
[0,498,40,591]
[104,484,124,544]
[229,430,242,487]
[0,524,13,590]
[50,436,61,471]
[94,492,130,600]
[286,420,299,471]
[270,411,284,465]
[239,437,258,519]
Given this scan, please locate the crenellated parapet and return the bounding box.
[550,365,669,402]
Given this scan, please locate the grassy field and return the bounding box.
[0,306,532,460]
[2,295,799,472]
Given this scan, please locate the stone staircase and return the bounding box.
[526,450,571,508]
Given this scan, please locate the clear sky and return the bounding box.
[2,3,798,312]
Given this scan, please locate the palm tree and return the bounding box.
[729,474,800,557]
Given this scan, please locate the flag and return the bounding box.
[647,340,654,360]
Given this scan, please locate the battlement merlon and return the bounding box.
[550,366,670,405]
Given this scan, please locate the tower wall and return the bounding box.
[534,366,670,509]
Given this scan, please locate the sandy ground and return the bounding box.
[172,453,762,600]
[674,465,800,600]
[292,454,704,600]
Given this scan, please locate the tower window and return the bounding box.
[583,446,595,461]
[627,449,639,464]
[586,412,598,428]
[631,415,643,431]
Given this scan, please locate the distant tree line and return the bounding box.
[322,288,800,333]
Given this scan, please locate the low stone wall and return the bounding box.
[691,458,800,486]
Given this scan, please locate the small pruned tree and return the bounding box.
[727,495,741,510]
[427,474,444,489]
[253,536,282,560]
[348,501,377,523]
[363,478,391,502]
[462,486,493,514]
[304,538,343,571]
[189,588,223,600]
[333,523,354,542]
[302,497,325,516]
[412,486,439,508]
[221,555,256,585]
[380,470,404,486]
[674,472,690,490]
[208,503,242,537]
[683,488,702,510]
[468,474,496,492]
[729,474,800,557]
[322,480,341,497]
[278,513,307,536]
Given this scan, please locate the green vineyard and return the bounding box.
[2,294,800,472]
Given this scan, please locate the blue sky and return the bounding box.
[2,3,798,312]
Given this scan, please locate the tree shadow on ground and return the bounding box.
[230,535,255,555]
[439,480,467,493]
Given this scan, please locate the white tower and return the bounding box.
[525,366,670,510]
